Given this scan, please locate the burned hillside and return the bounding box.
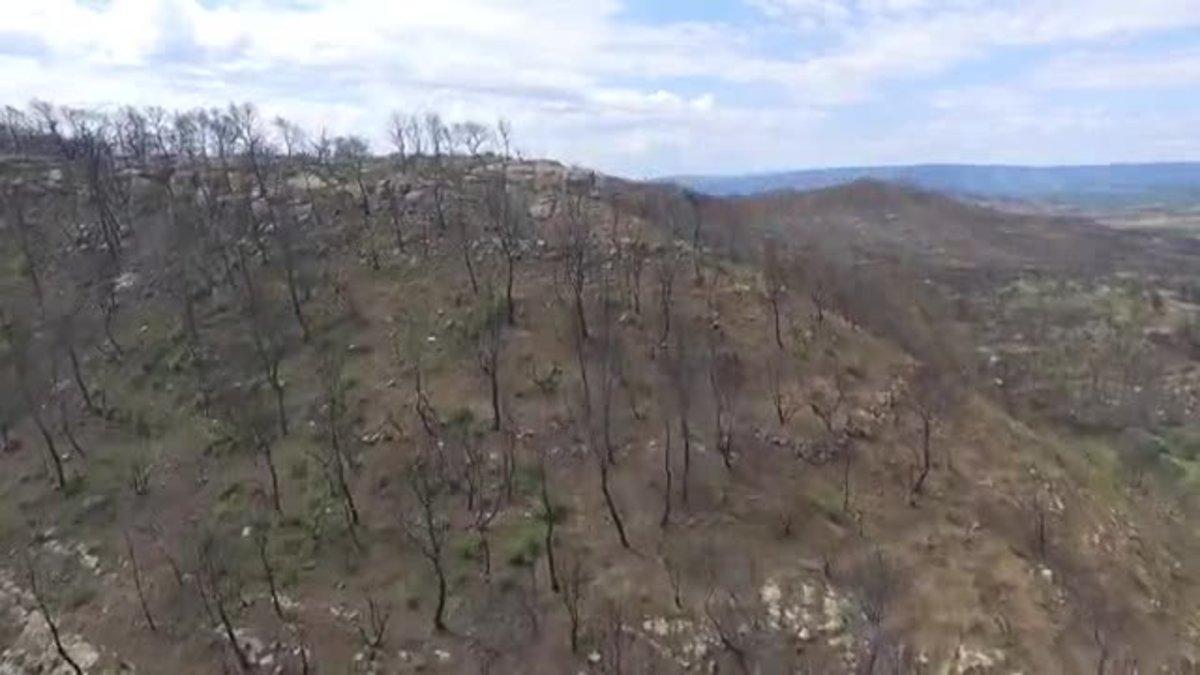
[1,103,1199,673]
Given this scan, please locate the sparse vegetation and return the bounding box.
[0,100,1198,673]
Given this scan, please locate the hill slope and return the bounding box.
[2,126,1200,673]
[671,162,1200,211]
[708,179,1200,278]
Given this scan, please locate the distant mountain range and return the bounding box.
[668,163,1200,212]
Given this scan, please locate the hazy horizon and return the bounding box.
[663,160,1200,180]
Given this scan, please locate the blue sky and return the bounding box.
[2,0,1200,177]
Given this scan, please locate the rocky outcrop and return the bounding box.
[0,569,101,674]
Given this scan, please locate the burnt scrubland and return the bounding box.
[1,103,1200,673]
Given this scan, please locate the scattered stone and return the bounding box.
[951,644,1006,674]
[114,271,140,292]
[0,568,104,673]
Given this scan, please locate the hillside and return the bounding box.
[706,179,1200,279]
[2,105,1200,674]
[671,162,1200,212]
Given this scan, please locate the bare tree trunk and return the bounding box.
[28,566,84,675]
[477,317,502,432]
[8,193,46,312]
[911,414,932,501]
[709,348,736,472]
[460,236,480,295]
[1094,627,1109,675]
[299,638,312,675]
[432,184,448,234]
[66,345,98,415]
[842,444,854,513]
[661,420,673,529]
[270,377,288,438]
[188,341,212,416]
[1034,498,1049,560]
[480,531,493,582]
[412,369,443,443]
[238,245,288,438]
[199,541,251,673]
[680,416,691,507]
[257,533,285,620]
[502,431,516,503]
[770,296,784,350]
[124,531,158,632]
[598,456,631,549]
[388,190,406,253]
[433,564,448,632]
[659,291,671,344]
[505,256,516,326]
[324,369,360,528]
[540,457,561,593]
[30,401,66,490]
[574,290,589,342]
[153,535,186,591]
[214,585,250,671]
[573,326,592,423]
[101,290,124,359]
[180,276,212,415]
[283,262,310,343]
[260,439,283,515]
[601,373,616,467]
[332,449,359,526]
[407,463,450,632]
[561,559,585,654]
[58,398,87,460]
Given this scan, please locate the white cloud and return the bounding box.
[765,0,1200,102]
[0,0,815,174]
[0,0,1197,174]
[1034,48,1200,90]
[747,0,854,25]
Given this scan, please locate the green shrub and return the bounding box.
[502,520,543,568]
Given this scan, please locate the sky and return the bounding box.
[2,0,1199,177]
